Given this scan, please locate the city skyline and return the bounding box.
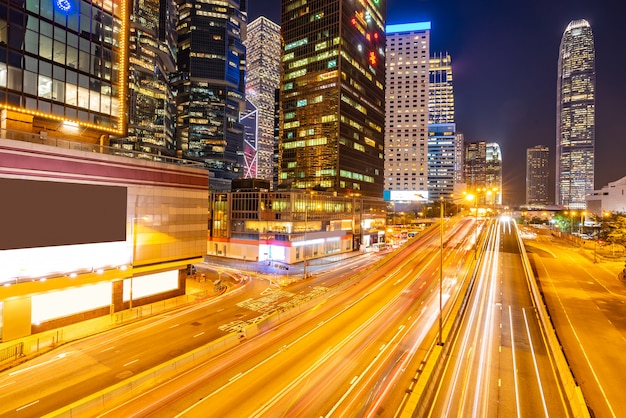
[249,0,626,205]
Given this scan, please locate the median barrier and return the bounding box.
[515,224,590,418]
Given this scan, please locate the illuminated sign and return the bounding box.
[384,190,429,202]
[56,0,72,12]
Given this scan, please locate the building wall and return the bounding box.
[0,138,207,342]
[245,17,282,189]
[0,0,129,142]
[526,145,550,205]
[556,19,595,209]
[280,0,386,197]
[385,22,430,195]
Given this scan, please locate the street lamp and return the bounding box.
[465,193,478,260]
[438,196,444,346]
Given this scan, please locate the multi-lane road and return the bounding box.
[428,217,570,417]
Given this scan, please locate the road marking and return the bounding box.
[8,352,69,376]
[101,346,115,352]
[123,359,139,367]
[509,305,521,418]
[169,323,179,328]
[229,372,242,382]
[16,400,39,411]
[0,381,15,390]
[522,308,549,417]
[193,332,205,338]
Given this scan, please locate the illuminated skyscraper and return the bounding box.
[526,145,550,205]
[280,0,387,197]
[245,17,281,188]
[486,142,502,204]
[556,19,595,209]
[0,0,128,142]
[110,0,178,156]
[385,22,430,201]
[428,52,456,200]
[173,0,247,180]
[465,141,486,191]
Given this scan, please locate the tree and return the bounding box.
[607,214,626,246]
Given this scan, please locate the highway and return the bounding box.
[526,231,626,418]
[0,217,475,417]
[427,217,570,417]
[94,217,476,417]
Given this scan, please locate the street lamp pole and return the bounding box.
[439,197,444,346]
[303,193,308,280]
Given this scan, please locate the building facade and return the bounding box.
[173,0,247,180]
[427,123,456,200]
[385,22,430,201]
[0,137,207,343]
[526,145,550,205]
[280,0,387,197]
[0,0,129,143]
[428,52,456,200]
[485,142,502,204]
[109,0,178,156]
[245,16,281,189]
[208,189,387,264]
[556,19,595,209]
[464,141,486,191]
[586,176,626,216]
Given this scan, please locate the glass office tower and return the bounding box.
[245,16,281,189]
[173,0,247,179]
[0,0,128,142]
[556,19,595,209]
[526,145,550,205]
[110,0,177,156]
[280,0,386,197]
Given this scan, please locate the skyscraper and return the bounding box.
[556,19,595,209]
[428,52,456,200]
[385,22,430,201]
[465,141,487,191]
[173,0,247,180]
[526,145,550,205]
[280,0,387,197]
[486,142,502,204]
[110,0,178,156]
[245,17,281,189]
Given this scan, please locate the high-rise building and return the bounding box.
[280,0,386,197]
[245,17,282,189]
[241,99,259,178]
[486,142,502,204]
[427,123,456,200]
[556,19,595,209]
[0,0,129,143]
[173,0,247,180]
[526,145,550,205]
[428,52,456,200]
[110,0,178,156]
[465,141,487,191]
[454,132,465,184]
[429,53,454,124]
[385,22,430,201]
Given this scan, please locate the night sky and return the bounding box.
[248,0,626,206]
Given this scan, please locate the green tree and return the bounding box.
[607,215,626,246]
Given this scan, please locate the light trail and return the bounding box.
[522,307,550,417]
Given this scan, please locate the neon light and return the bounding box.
[369,51,377,65]
[386,22,432,33]
[56,0,71,12]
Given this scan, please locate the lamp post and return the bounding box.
[465,193,478,260]
[303,193,308,280]
[438,196,444,346]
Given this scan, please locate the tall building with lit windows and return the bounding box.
[556,19,595,209]
[110,0,178,156]
[245,16,281,189]
[385,22,430,202]
[428,52,455,200]
[486,142,502,204]
[173,0,247,181]
[526,145,550,205]
[0,0,128,143]
[280,0,386,198]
